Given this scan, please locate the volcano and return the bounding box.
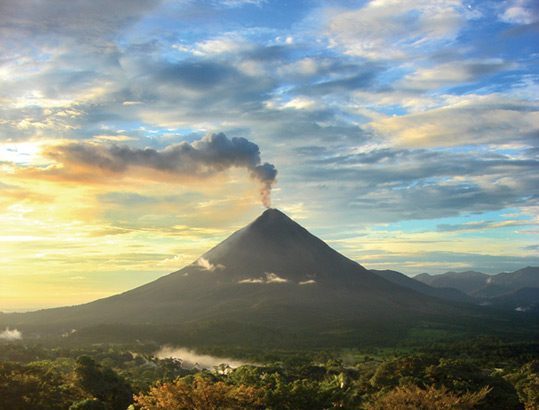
[1,209,509,347]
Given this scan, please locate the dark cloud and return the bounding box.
[0,0,162,41]
[285,146,539,222]
[116,57,275,119]
[155,61,240,90]
[293,62,385,96]
[304,148,539,185]
[245,45,290,61]
[44,133,277,206]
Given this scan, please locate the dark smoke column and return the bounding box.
[44,132,278,207]
[251,163,278,208]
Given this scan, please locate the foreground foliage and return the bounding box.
[0,339,537,409]
[133,375,264,409]
[364,385,491,410]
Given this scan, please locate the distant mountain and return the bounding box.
[487,288,539,313]
[415,267,539,308]
[414,271,489,294]
[0,209,530,347]
[489,266,539,290]
[370,270,474,304]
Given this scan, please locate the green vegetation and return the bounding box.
[0,338,537,409]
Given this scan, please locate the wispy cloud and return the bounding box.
[370,95,539,148]
[498,0,539,24]
[325,0,475,60]
[298,279,316,285]
[238,272,289,284]
[195,257,225,271]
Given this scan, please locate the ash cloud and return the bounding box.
[45,133,277,207]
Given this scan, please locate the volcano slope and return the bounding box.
[2,209,531,347]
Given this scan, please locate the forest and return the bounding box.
[1,337,537,409]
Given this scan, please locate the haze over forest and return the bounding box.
[1,0,538,314]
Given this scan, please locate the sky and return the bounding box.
[0,0,538,311]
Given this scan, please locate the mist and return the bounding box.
[0,327,22,340]
[155,346,250,369]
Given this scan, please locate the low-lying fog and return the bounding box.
[155,346,251,369]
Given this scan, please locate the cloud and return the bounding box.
[175,35,253,56]
[298,279,316,285]
[128,57,275,111]
[0,327,22,340]
[0,0,162,42]
[325,0,474,60]
[293,145,539,222]
[370,94,539,147]
[195,257,225,271]
[265,272,288,283]
[498,0,539,25]
[295,63,384,96]
[400,59,515,91]
[0,182,51,207]
[436,220,528,232]
[238,277,264,284]
[238,272,288,284]
[36,133,277,206]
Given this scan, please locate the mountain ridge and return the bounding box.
[414,267,539,299]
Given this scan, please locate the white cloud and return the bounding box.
[499,0,538,24]
[299,279,316,285]
[238,277,265,283]
[370,94,539,147]
[196,257,225,271]
[0,327,22,340]
[173,35,252,57]
[325,0,475,60]
[400,59,513,91]
[238,272,288,284]
[277,58,323,78]
[266,97,319,111]
[195,37,250,56]
[265,272,288,283]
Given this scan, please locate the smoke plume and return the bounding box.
[45,133,277,207]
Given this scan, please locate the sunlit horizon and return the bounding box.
[1,0,538,311]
